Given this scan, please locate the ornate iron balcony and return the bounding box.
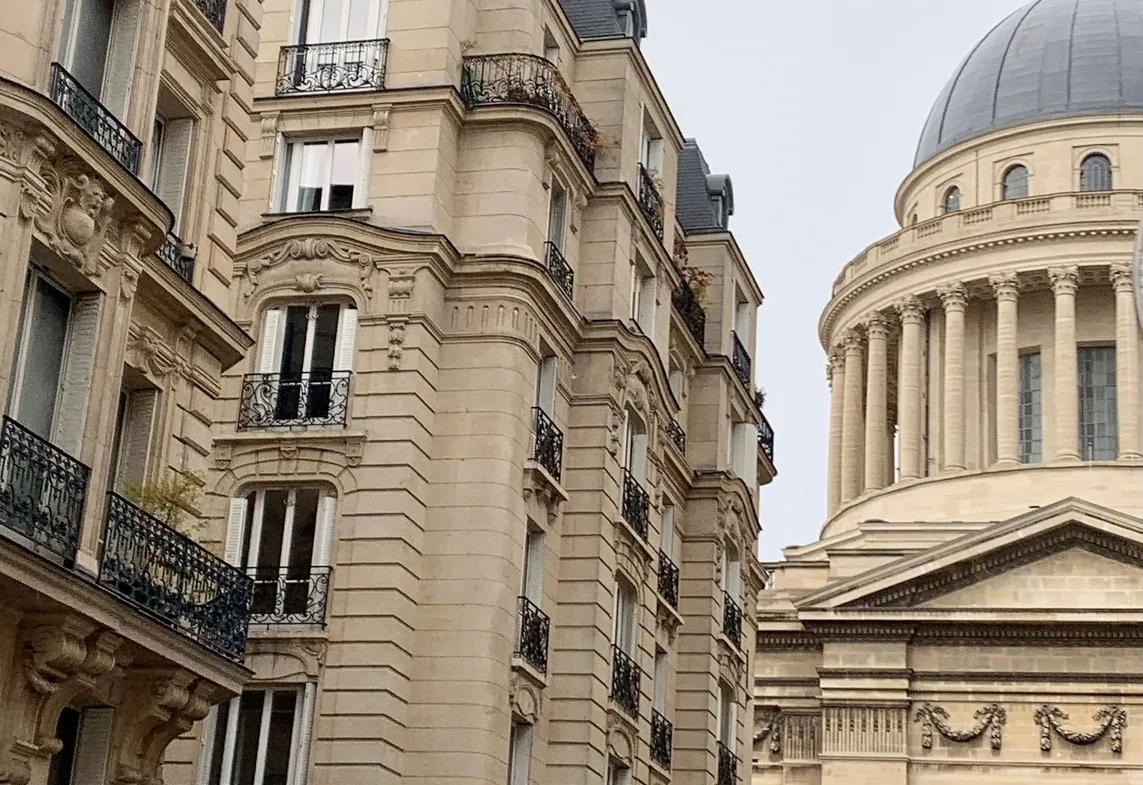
[666,419,686,453]
[731,331,751,389]
[515,595,550,673]
[672,280,706,348]
[99,493,253,662]
[530,407,564,481]
[156,231,195,283]
[461,53,598,171]
[723,591,742,649]
[651,709,673,770]
[637,164,664,239]
[249,566,330,626]
[277,39,389,95]
[657,550,679,609]
[610,645,640,717]
[716,741,738,785]
[758,414,775,464]
[0,416,90,565]
[543,241,575,300]
[49,63,142,175]
[621,468,649,540]
[191,0,226,33]
[238,371,351,429]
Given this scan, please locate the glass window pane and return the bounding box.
[1018,353,1042,463]
[318,0,346,41]
[16,277,72,439]
[1078,346,1118,460]
[207,704,231,785]
[348,0,370,35]
[263,691,298,785]
[232,691,266,785]
[328,141,358,210]
[1003,165,1028,199]
[295,143,328,212]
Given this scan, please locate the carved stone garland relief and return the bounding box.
[1034,705,1127,754]
[914,703,1007,751]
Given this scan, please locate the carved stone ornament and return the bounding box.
[386,319,407,371]
[125,325,176,378]
[294,273,323,293]
[509,672,542,723]
[606,712,635,765]
[387,267,415,312]
[1048,265,1081,297]
[754,709,782,756]
[34,162,115,276]
[371,104,391,152]
[258,112,279,159]
[1034,705,1126,753]
[913,703,1007,751]
[243,238,378,300]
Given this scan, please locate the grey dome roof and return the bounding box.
[915,0,1143,165]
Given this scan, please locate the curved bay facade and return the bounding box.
[755,1,1143,784]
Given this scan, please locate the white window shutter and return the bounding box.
[115,389,159,492]
[52,293,102,456]
[333,307,358,373]
[310,495,337,567]
[71,707,114,785]
[101,0,142,119]
[290,683,317,785]
[156,118,194,232]
[224,497,249,566]
[258,309,282,374]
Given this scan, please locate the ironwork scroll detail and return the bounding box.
[1034,705,1126,753]
[914,703,1007,750]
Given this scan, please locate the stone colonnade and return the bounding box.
[825,264,1142,513]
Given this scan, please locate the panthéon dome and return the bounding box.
[915,0,1143,165]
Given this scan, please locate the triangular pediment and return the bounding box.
[796,498,1143,611]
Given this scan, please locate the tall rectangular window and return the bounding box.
[280,140,360,212]
[717,684,736,745]
[1018,352,1042,464]
[1078,346,1118,460]
[150,110,195,232]
[200,686,315,785]
[652,646,668,712]
[547,180,568,251]
[612,577,637,656]
[507,723,533,785]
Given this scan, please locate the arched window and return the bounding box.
[942,186,961,214]
[1080,154,1112,192]
[910,213,918,225]
[1002,165,1029,200]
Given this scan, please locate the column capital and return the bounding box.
[937,283,968,311]
[864,313,891,340]
[989,272,1020,301]
[893,295,926,325]
[842,328,865,355]
[1110,262,1134,294]
[1048,265,1080,295]
[827,347,845,382]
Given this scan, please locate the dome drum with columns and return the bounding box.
[755,2,1143,782]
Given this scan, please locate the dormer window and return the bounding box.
[705,174,733,229]
[615,0,647,41]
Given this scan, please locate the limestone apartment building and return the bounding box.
[751,1,1143,784]
[0,0,264,784]
[159,2,777,785]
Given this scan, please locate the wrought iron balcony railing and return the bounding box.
[657,550,679,609]
[99,493,253,662]
[0,416,90,564]
[621,468,649,540]
[665,419,686,453]
[49,63,142,175]
[723,591,743,649]
[543,241,575,300]
[672,280,707,348]
[637,164,664,239]
[515,595,551,673]
[249,566,330,626]
[191,0,226,33]
[277,39,389,95]
[238,371,351,429]
[610,645,640,717]
[716,741,738,785]
[651,709,673,770]
[731,331,751,389]
[156,231,195,283]
[758,414,775,464]
[530,407,564,481]
[461,53,598,171]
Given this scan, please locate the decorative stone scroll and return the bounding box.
[754,709,782,755]
[1034,705,1126,754]
[914,703,1007,750]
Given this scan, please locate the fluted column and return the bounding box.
[1049,266,1080,461]
[1111,263,1141,460]
[938,284,968,470]
[839,329,865,503]
[894,296,925,480]
[827,346,846,512]
[991,273,1020,466]
[863,315,890,492]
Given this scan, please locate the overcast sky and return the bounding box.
[641,0,1029,559]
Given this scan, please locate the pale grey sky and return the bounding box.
[641,0,1029,559]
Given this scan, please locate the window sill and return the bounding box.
[261,207,373,223]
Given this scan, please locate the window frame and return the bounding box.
[278,137,364,213]
[1001,164,1029,200]
[293,0,389,45]
[199,684,316,785]
[1078,345,1118,461]
[1018,351,1043,464]
[547,178,569,252]
[612,575,638,656]
[1079,153,1113,192]
[940,185,961,214]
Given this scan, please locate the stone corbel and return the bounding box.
[108,670,222,785]
[259,112,279,160]
[570,192,586,234]
[34,160,115,277]
[371,104,392,152]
